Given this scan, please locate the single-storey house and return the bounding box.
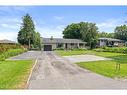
[0,39,16,44]
[98,38,125,47]
[42,38,86,51]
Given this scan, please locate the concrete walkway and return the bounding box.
[63,54,112,63]
[27,51,127,89]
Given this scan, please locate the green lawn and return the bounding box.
[0,60,34,89]
[55,50,92,56]
[55,49,124,57]
[76,60,127,78]
[56,50,127,78]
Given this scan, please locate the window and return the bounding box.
[79,43,84,46]
[71,43,74,46]
[57,43,63,48]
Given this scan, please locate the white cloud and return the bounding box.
[36,25,65,38]
[0,17,21,32]
[1,23,8,27]
[97,18,126,32]
[54,16,64,20]
[0,23,20,29]
[0,31,18,41]
[55,25,65,30]
[0,6,29,16]
[0,17,21,41]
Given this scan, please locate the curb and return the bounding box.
[25,57,39,89]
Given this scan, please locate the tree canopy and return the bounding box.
[98,32,114,38]
[63,23,81,39]
[79,22,98,44]
[17,14,41,49]
[63,22,99,49]
[114,25,127,41]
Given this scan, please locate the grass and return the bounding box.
[0,60,34,89]
[76,60,127,78]
[55,50,91,56]
[56,49,127,78]
[55,49,123,57]
[76,51,127,79]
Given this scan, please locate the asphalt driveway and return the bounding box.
[8,51,41,60]
[27,51,127,89]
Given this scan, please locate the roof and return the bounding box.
[0,39,16,44]
[99,38,124,42]
[42,38,86,44]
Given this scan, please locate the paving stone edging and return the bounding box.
[25,57,39,89]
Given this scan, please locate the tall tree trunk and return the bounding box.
[28,38,31,50]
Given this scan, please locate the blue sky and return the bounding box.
[0,6,127,41]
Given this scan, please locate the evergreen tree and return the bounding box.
[17,14,35,49]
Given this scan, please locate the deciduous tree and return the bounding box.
[114,25,127,41]
[63,23,81,39]
[79,22,98,47]
[99,32,114,38]
[62,22,99,49]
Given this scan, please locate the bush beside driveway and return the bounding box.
[0,49,26,61]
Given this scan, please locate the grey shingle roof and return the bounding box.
[42,38,86,44]
[0,39,16,44]
[99,38,124,42]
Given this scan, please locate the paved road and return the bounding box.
[27,51,127,89]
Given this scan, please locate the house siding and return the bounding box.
[42,38,86,51]
[98,38,125,47]
[42,43,86,51]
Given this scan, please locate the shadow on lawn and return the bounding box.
[97,54,127,78]
[108,54,127,64]
[105,54,127,78]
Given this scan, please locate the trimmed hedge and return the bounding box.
[94,47,127,53]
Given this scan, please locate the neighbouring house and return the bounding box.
[98,38,125,47]
[42,38,86,51]
[0,39,16,44]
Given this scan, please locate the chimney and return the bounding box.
[50,36,53,40]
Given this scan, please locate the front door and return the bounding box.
[65,43,67,49]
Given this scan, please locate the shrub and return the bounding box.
[94,47,127,54]
[94,48,104,52]
[0,48,26,61]
[0,44,27,61]
[72,48,87,51]
[53,47,64,50]
[0,44,24,54]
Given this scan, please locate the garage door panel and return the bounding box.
[44,45,52,51]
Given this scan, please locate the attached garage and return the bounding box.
[44,45,52,51]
